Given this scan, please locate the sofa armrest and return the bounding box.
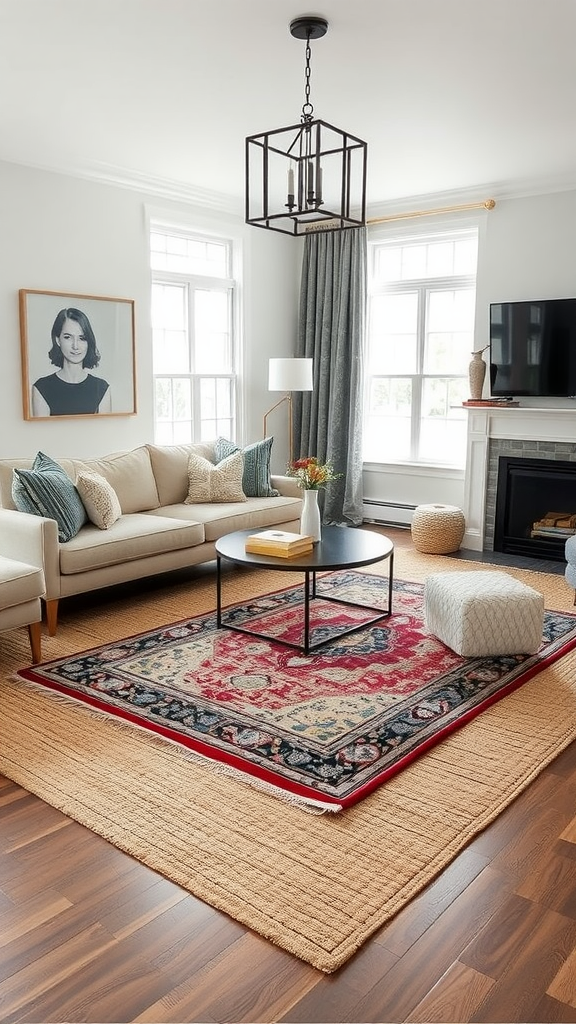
[0,508,60,597]
[271,475,303,500]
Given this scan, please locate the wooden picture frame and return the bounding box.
[19,288,137,419]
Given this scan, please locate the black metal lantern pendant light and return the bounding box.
[245,16,367,236]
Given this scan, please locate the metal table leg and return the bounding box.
[216,554,222,627]
[303,570,311,653]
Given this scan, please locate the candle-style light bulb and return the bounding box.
[297,161,304,209]
[307,160,314,205]
[286,165,295,209]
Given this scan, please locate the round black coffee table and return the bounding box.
[215,526,394,654]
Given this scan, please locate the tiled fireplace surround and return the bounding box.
[463,408,576,552]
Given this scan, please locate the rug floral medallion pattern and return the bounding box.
[20,572,576,808]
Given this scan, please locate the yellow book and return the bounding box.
[245,530,314,557]
[245,542,314,558]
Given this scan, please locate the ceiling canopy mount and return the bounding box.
[288,16,328,41]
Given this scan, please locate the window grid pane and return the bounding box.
[151,230,230,277]
[194,290,232,373]
[368,293,418,374]
[364,377,413,462]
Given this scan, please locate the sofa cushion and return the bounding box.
[12,452,87,542]
[148,495,303,542]
[0,555,45,609]
[214,436,279,497]
[76,470,122,530]
[147,442,216,506]
[58,514,205,574]
[185,451,246,503]
[72,447,160,514]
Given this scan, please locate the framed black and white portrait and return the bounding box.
[19,289,137,419]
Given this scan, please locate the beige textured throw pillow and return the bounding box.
[76,470,122,529]
[185,451,246,503]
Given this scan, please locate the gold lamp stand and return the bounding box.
[262,358,313,464]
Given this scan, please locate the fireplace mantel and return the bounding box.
[463,407,576,551]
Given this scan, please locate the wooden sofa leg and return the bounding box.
[28,621,42,663]
[45,599,59,636]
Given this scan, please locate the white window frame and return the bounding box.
[150,223,241,445]
[365,225,478,469]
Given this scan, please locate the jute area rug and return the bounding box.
[2,548,576,973]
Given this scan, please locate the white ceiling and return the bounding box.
[1,0,575,211]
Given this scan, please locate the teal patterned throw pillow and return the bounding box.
[214,436,279,498]
[12,451,88,542]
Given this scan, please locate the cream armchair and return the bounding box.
[0,509,46,662]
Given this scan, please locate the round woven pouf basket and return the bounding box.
[411,503,466,554]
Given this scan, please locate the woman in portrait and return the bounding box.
[32,307,112,416]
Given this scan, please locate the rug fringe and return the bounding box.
[9,673,341,816]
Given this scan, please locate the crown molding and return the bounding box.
[4,155,574,223]
[2,156,243,215]
[366,173,576,220]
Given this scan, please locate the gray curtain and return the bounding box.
[293,226,367,526]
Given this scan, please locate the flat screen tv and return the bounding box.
[489,297,576,397]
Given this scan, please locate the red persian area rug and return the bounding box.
[18,572,576,811]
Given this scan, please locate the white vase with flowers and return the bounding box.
[287,457,341,543]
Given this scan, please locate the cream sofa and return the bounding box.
[0,442,303,635]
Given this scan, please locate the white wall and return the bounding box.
[3,162,575,513]
[364,187,576,523]
[0,161,299,462]
[476,188,576,410]
[243,225,304,473]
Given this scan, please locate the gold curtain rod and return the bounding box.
[367,198,496,225]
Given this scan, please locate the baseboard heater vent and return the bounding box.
[362,499,416,528]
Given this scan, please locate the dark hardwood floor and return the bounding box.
[1,527,575,1023]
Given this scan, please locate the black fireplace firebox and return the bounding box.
[494,456,576,561]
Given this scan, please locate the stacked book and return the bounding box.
[531,511,576,539]
[462,399,520,407]
[245,530,314,558]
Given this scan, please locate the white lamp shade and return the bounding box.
[268,357,313,392]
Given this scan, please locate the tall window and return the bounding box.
[364,228,478,467]
[150,227,238,444]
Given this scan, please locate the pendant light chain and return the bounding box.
[302,34,314,122]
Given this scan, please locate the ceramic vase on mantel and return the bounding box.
[300,488,322,543]
[468,346,489,400]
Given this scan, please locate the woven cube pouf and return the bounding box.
[411,504,466,554]
[424,570,545,657]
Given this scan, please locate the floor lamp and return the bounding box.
[263,358,314,464]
